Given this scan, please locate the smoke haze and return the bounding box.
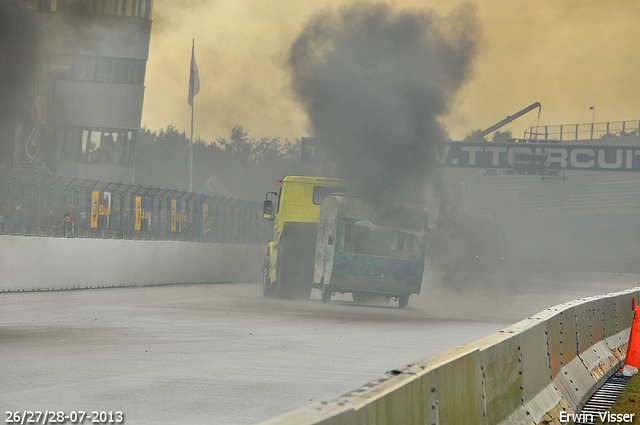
[142,1,640,144]
[288,2,481,203]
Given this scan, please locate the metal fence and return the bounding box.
[524,120,640,141]
[0,167,264,244]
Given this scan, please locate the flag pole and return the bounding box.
[190,86,194,192]
[188,38,200,192]
[189,38,195,193]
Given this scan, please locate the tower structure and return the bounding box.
[14,0,153,183]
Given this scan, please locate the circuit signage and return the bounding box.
[302,137,640,172]
[439,141,640,172]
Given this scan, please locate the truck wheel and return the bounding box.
[398,295,410,309]
[321,285,332,304]
[262,256,276,297]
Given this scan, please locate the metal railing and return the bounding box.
[0,167,263,244]
[524,120,640,141]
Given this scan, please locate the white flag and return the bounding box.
[188,40,200,106]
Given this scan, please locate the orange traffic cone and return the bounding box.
[624,306,640,368]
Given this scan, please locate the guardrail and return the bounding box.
[0,167,263,244]
[258,287,638,425]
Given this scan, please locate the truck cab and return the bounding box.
[262,176,349,299]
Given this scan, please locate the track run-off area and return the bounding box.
[1,270,639,425]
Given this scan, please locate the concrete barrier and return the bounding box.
[0,235,262,292]
[257,287,640,425]
[259,345,483,425]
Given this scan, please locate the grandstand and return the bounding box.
[450,170,640,217]
[440,124,640,273]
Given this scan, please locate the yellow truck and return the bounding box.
[262,176,349,299]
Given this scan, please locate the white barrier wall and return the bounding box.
[0,235,262,292]
[258,287,640,425]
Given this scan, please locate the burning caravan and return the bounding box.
[314,194,428,308]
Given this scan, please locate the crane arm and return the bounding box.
[468,102,541,140]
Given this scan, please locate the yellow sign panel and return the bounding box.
[171,199,186,232]
[135,196,142,231]
[135,196,151,231]
[202,204,208,234]
[171,199,177,232]
[91,191,99,228]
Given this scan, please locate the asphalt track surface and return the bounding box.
[1,270,639,425]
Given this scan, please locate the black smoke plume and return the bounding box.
[288,2,481,205]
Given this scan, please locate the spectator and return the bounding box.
[61,203,75,237]
[11,206,21,235]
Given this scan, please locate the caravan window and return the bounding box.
[313,186,345,205]
[341,219,394,257]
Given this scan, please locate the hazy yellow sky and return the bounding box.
[141,0,640,142]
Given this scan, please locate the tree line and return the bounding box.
[134,125,305,200]
[134,125,514,201]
